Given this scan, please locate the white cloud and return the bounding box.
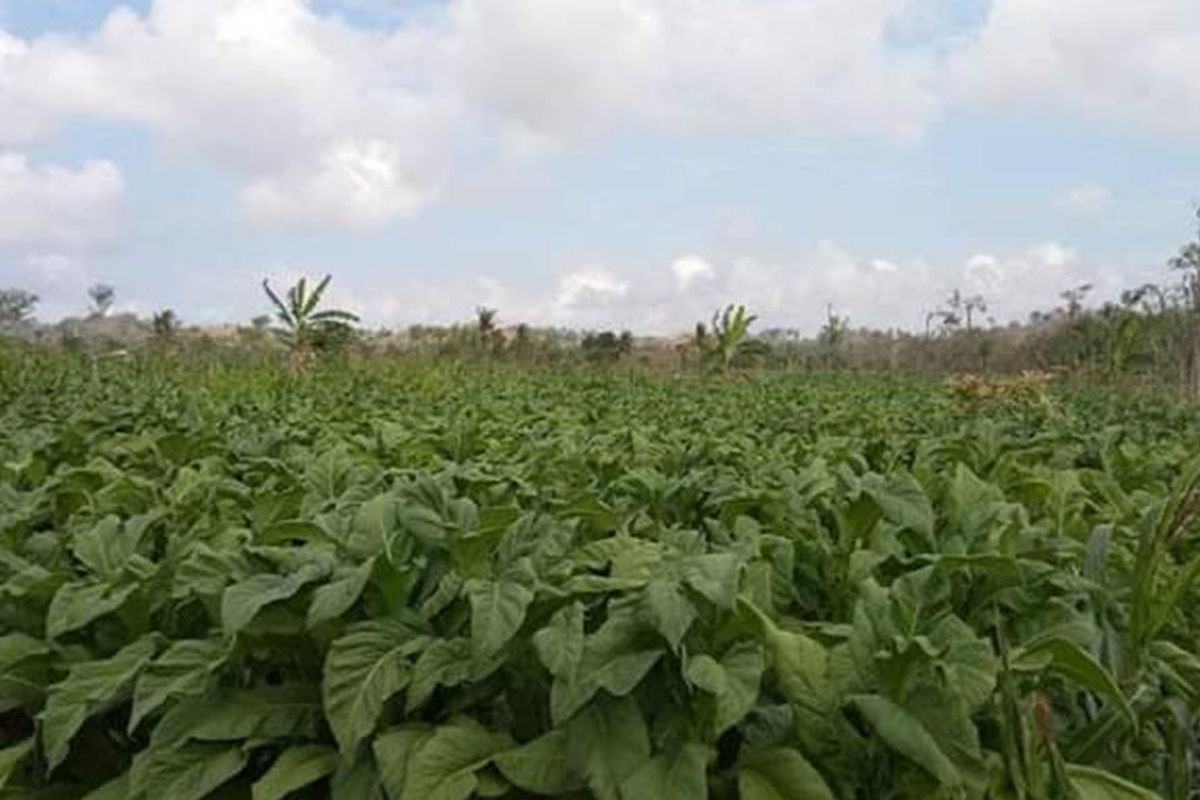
[948,0,1200,135]
[556,268,629,309]
[0,152,125,251]
[670,255,716,291]
[238,139,435,230]
[1057,182,1114,216]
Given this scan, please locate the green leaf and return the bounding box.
[407,638,471,712]
[849,694,961,786]
[466,579,534,663]
[150,685,322,750]
[323,620,424,754]
[640,580,696,651]
[550,605,664,723]
[681,553,741,608]
[308,558,376,628]
[40,636,159,771]
[493,730,579,796]
[0,739,33,789]
[131,742,246,800]
[685,642,764,734]
[374,725,434,800]
[620,742,707,800]
[1066,764,1162,799]
[221,570,321,637]
[533,602,584,679]
[71,516,142,581]
[566,695,650,800]
[738,747,834,800]
[45,581,138,639]
[401,719,514,800]
[332,758,385,800]
[862,471,935,546]
[251,745,339,800]
[0,633,51,712]
[1012,636,1133,725]
[130,638,227,732]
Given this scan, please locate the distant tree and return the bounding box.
[475,306,502,356]
[1060,283,1093,320]
[262,274,360,368]
[818,304,850,368]
[1168,207,1200,394]
[152,309,180,340]
[581,330,633,364]
[88,283,115,317]
[251,314,272,331]
[963,295,987,331]
[0,288,38,324]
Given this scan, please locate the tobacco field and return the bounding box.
[2,355,1200,799]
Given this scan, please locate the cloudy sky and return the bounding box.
[1,0,1198,333]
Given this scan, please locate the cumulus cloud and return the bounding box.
[238,139,435,230]
[1057,183,1114,216]
[0,152,125,251]
[556,268,629,309]
[670,255,716,291]
[948,0,1200,135]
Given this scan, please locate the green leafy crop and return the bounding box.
[1,355,1198,798]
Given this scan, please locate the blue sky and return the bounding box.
[1,0,1198,334]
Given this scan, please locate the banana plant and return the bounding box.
[703,304,762,372]
[261,274,360,367]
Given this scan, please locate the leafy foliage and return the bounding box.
[1,354,1198,797]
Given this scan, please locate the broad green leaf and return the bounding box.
[849,694,961,786]
[221,570,322,637]
[150,685,322,750]
[307,558,376,628]
[640,580,696,651]
[40,636,159,771]
[493,729,578,796]
[1066,764,1162,799]
[466,579,534,663]
[323,620,424,754]
[374,725,435,799]
[71,516,143,581]
[550,605,664,723]
[0,739,32,789]
[566,695,650,800]
[620,742,707,800]
[252,745,339,800]
[0,633,51,712]
[132,742,246,800]
[401,719,514,800]
[407,637,471,712]
[681,553,741,608]
[533,602,583,679]
[738,747,834,800]
[46,581,139,639]
[332,757,386,800]
[130,638,228,732]
[685,642,764,733]
[862,471,935,546]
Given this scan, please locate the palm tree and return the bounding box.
[261,275,360,368]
